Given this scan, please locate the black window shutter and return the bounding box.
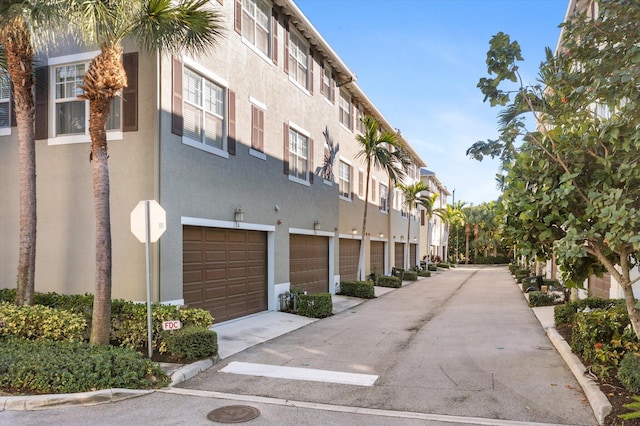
[122,52,138,132]
[171,58,183,136]
[283,122,289,175]
[34,66,49,140]
[228,89,236,155]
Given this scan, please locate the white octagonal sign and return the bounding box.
[130,200,166,243]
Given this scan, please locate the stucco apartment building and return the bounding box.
[0,0,430,324]
[419,169,450,263]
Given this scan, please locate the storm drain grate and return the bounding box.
[207,405,260,423]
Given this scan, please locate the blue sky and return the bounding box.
[295,0,569,205]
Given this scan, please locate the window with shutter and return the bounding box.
[287,123,311,185]
[339,161,351,200]
[45,51,124,145]
[0,72,11,135]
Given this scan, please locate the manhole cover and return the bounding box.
[207,405,260,423]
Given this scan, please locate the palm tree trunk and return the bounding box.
[1,18,36,306]
[84,46,124,345]
[89,97,113,345]
[405,214,411,269]
[357,162,372,281]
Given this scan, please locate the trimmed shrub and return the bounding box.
[112,302,213,354]
[618,352,640,393]
[376,276,401,288]
[339,281,375,299]
[297,293,332,318]
[0,339,168,394]
[475,256,511,264]
[427,264,437,272]
[403,271,418,281]
[0,288,17,303]
[571,305,632,364]
[528,291,556,307]
[554,297,623,326]
[0,302,86,342]
[418,270,431,278]
[437,263,450,269]
[163,326,218,360]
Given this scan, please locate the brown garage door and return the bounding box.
[290,234,329,294]
[588,272,611,299]
[394,242,404,269]
[410,244,417,268]
[370,241,384,275]
[183,226,267,323]
[340,238,360,281]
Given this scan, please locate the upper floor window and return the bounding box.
[356,105,365,133]
[321,63,334,102]
[380,183,388,212]
[289,127,309,182]
[183,67,225,151]
[288,32,309,89]
[0,73,10,131]
[53,62,121,137]
[339,90,351,130]
[339,161,351,199]
[242,0,271,56]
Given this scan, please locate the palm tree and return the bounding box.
[434,204,465,263]
[355,114,409,280]
[0,1,71,306]
[75,0,223,345]
[397,181,430,269]
[418,192,438,265]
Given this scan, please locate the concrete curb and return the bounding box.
[546,327,612,425]
[169,356,217,387]
[0,388,152,411]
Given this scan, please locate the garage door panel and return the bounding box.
[339,239,359,281]
[290,234,329,294]
[370,241,384,275]
[183,226,267,323]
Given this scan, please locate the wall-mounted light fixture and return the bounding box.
[401,235,405,241]
[379,232,384,238]
[313,220,320,230]
[352,227,357,235]
[234,207,244,222]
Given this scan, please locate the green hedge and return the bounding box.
[474,256,511,264]
[571,305,633,364]
[0,339,169,394]
[376,276,401,288]
[162,326,218,361]
[618,352,640,393]
[437,263,450,269]
[418,270,431,278]
[298,293,333,318]
[0,302,86,342]
[554,297,623,327]
[111,302,213,354]
[528,291,556,307]
[403,271,418,281]
[339,281,375,299]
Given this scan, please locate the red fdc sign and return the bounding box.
[162,320,182,331]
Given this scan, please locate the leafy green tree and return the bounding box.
[75,0,223,345]
[0,0,71,305]
[355,114,409,279]
[397,181,430,269]
[418,192,438,265]
[471,0,640,338]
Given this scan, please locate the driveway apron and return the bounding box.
[178,265,596,425]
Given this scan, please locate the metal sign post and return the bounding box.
[131,200,166,358]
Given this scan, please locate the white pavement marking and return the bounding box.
[163,387,581,426]
[220,361,379,386]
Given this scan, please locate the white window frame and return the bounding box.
[339,90,351,131]
[181,62,228,159]
[338,160,351,201]
[321,62,333,104]
[288,30,310,91]
[47,51,123,146]
[380,183,388,213]
[249,96,267,160]
[288,121,310,186]
[241,0,272,60]
[0,72,10,136]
